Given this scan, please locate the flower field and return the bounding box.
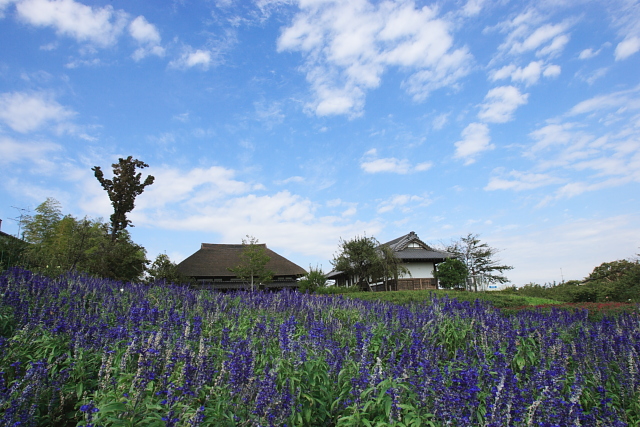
[1,268,639,426]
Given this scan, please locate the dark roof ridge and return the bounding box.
[380,231,433,251]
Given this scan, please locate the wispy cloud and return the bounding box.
[485,170,563,191]
[491,61,561,86]
[489,86,640,203]
[497,13,574,58]
[0,136,61,166]
[377,194,428,214]
[360,149,432,174]
[0,91,75,133]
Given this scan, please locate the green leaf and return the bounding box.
[99,402,127,414]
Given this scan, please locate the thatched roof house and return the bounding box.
[177,243,307,290]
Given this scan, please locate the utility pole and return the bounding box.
[10,206,30,239]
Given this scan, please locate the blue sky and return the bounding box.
[1,0,639,286]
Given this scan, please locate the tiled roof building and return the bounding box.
[327,231,452,291]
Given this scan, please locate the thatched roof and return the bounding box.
[177,243,307,278]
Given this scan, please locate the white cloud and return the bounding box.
[461,0,486,17]
[277,0,472,116]
[577,67,609,85]
[536,34,569,57]
[361,157,411,174]
[0,136,61,166]
[102,164,383,261]
[567,86,640,117]
[511,61,541,85]
[129,15,160,45]
[14,0,128,47]
[360,151,432,174]
[478,86,528,123]
[254,101,285,127]
[491,61,559,86]
[578,48,599,59]
[454,122,494,165]
[485,170,563,191]
[432,113,449,130]
[516,86,640,202]
[377,194,426,214]
[0,91,75,133]
[615,36,640,60]
[169,48,213,70]
[527,122,590,159]
[275,176,304,185]
[129,15,165,61]
[504,20,572,56]
[414,162,433,172]
[543,64,561,78]
[134,165,256,211]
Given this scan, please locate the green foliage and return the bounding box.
[146,253,188,284]
[333,288,536,308]
[511,259,640,303]
[332,235,381,290]
[0,231,29,271]
[445,233,513,286]
[18,198,148,282]
[377,245,410,292]
[228,235,273,291]
[434,258,468,289]
[22,197,63,244]
[331,235,408,292]
[298,265,327,292]
[500,302,639,321]
[92,156,155,241]
[87,232,148,283]
[2,269,639,426]
[316,285,362,295]
[584,259,640,302]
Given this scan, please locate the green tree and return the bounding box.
[331,235,381,291]
[378,245,410,291]
[22,197,62,244]
[0,232,29,271]
[434,258,468,289]
[87,231,148,283]
[229,236,273,291]
[20,198,148,282]
[147,253,186,284]
[298,265,327,292]
[92,156,155,241]
[445,233,513,289]
[583,259,640,302]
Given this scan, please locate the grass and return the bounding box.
[321,288,564,308]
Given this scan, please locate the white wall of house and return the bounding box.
[401,262,436,279]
